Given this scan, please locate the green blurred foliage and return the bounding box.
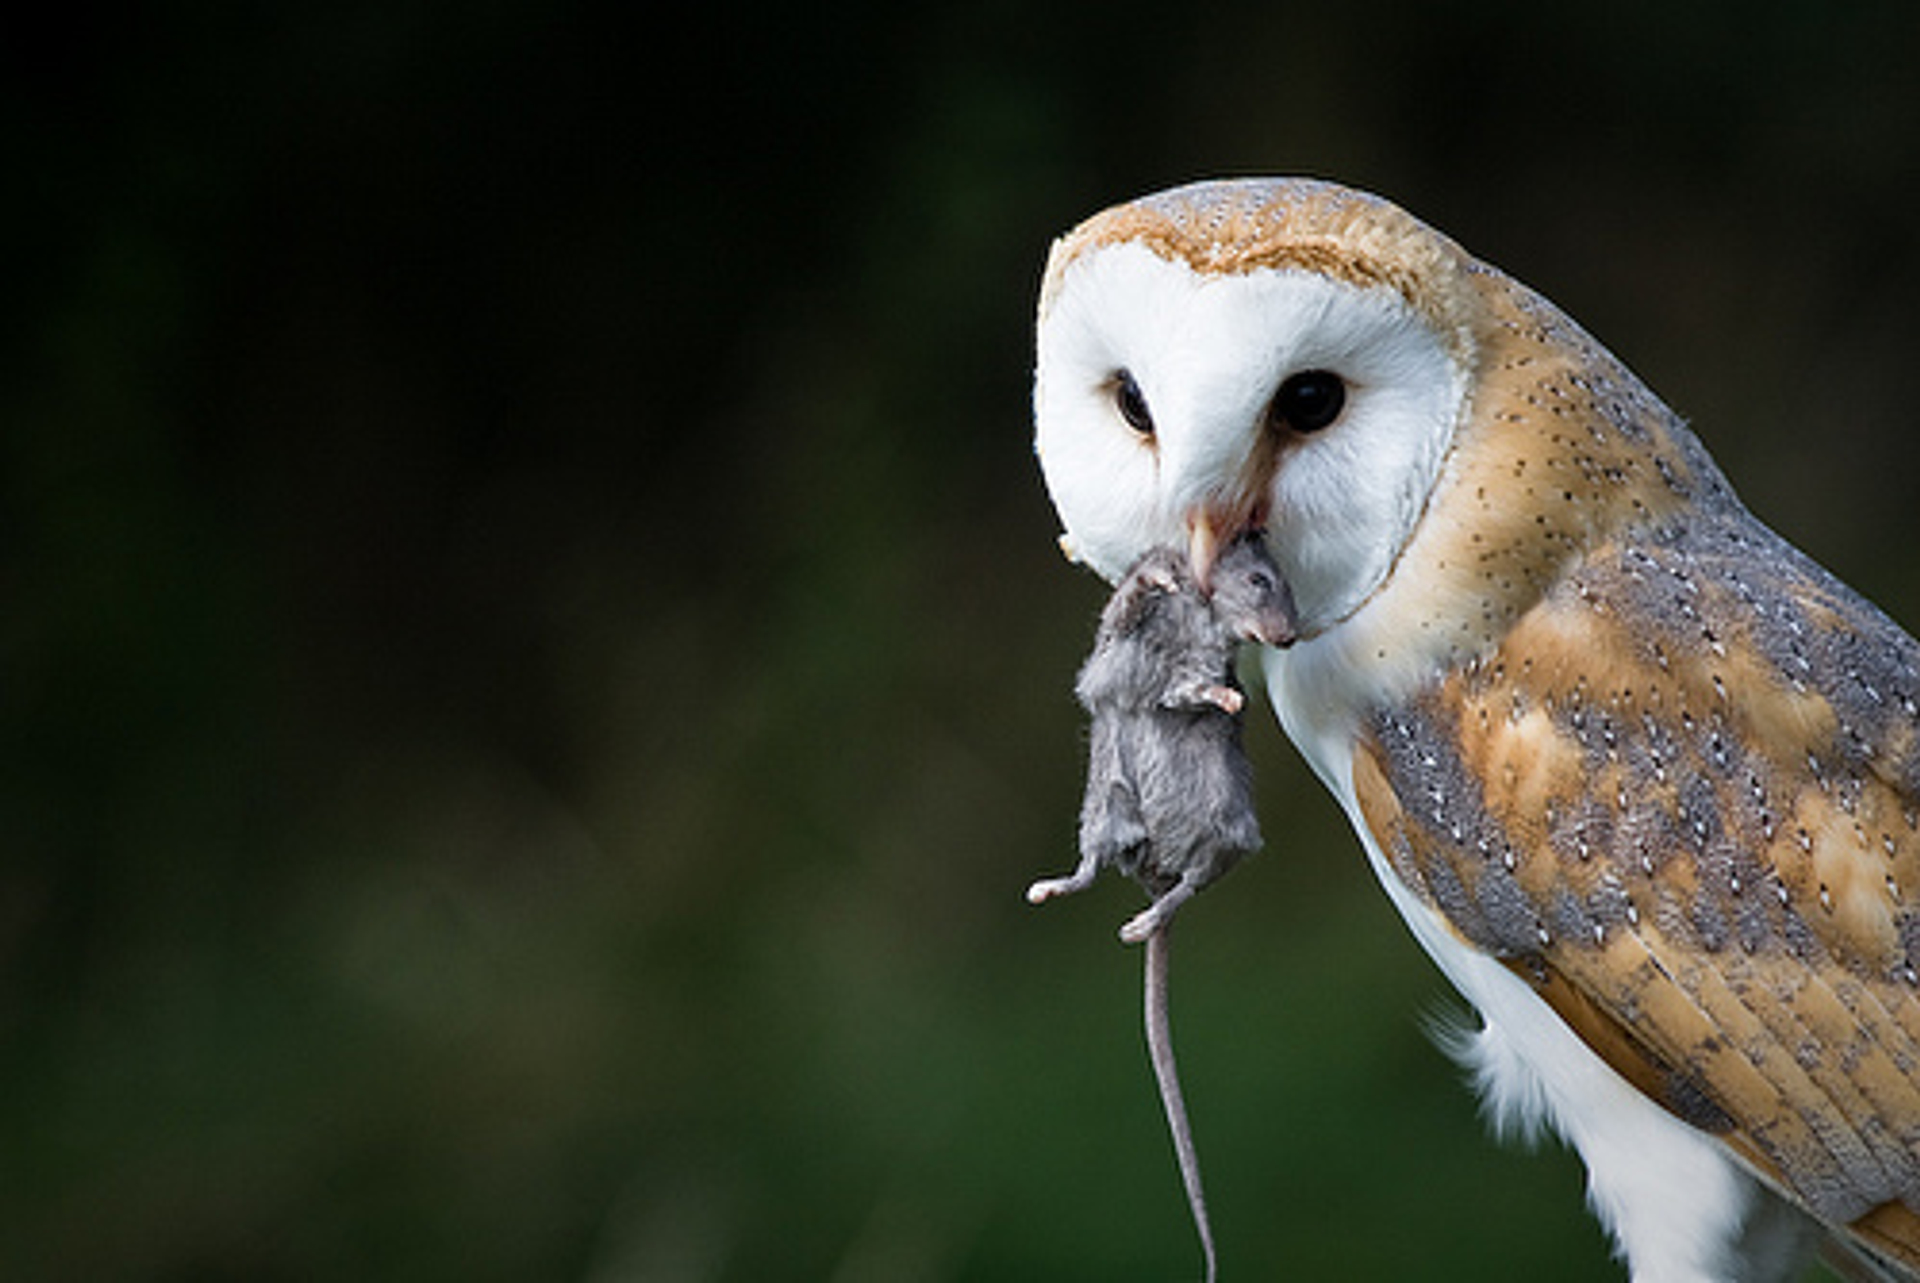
[4,1,1920,1278]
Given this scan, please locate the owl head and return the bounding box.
[1033,179,1709,660]
[1033,180,1475,634]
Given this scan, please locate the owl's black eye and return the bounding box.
[1112,369,1155,436]
[1271,370,1346,433]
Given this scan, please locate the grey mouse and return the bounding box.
[1026,532,1294,1283]
[1028,532,1294,938]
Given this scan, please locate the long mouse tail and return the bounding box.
[1144,925,1218,1283]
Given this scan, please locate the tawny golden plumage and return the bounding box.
[1352,526,1920,1265]
[1033,178,1920,1279]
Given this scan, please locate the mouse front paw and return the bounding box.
[1199,683,1243,715]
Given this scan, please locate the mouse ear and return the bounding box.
[1133,546,1188,592]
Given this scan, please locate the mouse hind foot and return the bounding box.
[1119,879,1200,943]
[1026,860,1099,905]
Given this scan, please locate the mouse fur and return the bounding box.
[1027,534,1293,936]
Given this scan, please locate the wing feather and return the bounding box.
[1354,505,1920,1267]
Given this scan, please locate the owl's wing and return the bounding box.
[1352,508,1920,1272]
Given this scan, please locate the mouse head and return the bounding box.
[1208,534,1297,647]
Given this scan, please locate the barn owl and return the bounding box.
[1032,177,1920,1282]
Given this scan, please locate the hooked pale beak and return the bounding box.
[1188,515,1224,592]
[1186,499,1261,591]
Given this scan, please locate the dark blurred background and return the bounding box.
[5,2,1920,1279]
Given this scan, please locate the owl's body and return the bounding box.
[1033,179,1920,1281]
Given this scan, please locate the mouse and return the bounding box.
[1025,532,1295,1283]
[1027,532,1294,935]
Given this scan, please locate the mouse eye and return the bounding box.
[1111,369,1155,437]
[1269,370,1346,433]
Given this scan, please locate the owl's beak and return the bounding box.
[1188,515,1225,591]
[1186,426,1279,591]
[1185,499,1262,591]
